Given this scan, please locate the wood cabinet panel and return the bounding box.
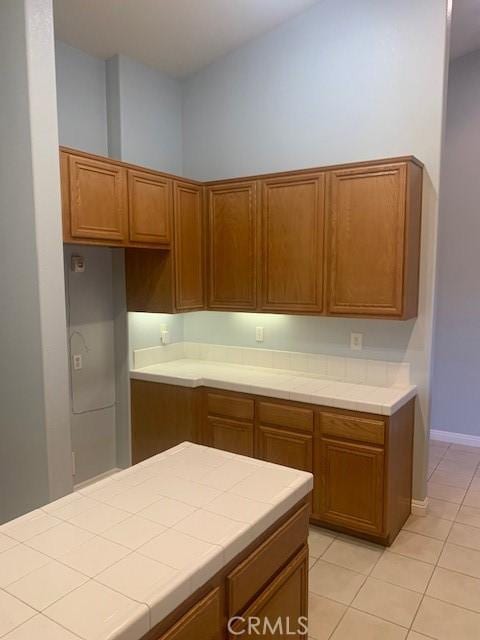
[317,437,384,536]
[227,505,309,616]
[261,174,325,313]
[131,380,200,463]
[69,154,127,242]
[207,416,254,457]
[207,392,254,421]
[155,588,220,640]
[229,547,308,638]
[320,411,385,445]
[257,401,313,432]
[327,163,410,317]
[128,170,172,245]
[174,181,205,310]
[207,181,258,310]
[257,426,313,472]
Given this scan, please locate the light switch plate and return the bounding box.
[350,332,363,351]
[256,326,264,342]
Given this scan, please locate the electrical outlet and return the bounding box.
[350,333,363,351]
[161,326,170,345]
[71,255,85,273]
[255,326,264,342]
[73,354,82,370]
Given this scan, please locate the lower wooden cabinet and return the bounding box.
[207,416,254,457]
[155,588,221,640]
[228,547,308,638]
[257,426,313,472]
[317,437,384,536]
[130,380,414,544]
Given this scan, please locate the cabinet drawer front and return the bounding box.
[207,392,254,421]
[157,588,220,640]
[228,547,308,639]
[320,411,385,445]
[227,504,309,615]
[257,401,313,432]
[257,426,313,472]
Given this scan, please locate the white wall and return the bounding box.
[431,50,480,437]
[181,0,449,500]
[0,0,72,522]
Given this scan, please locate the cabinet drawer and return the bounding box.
[207,392,254,421]
[156,588,220,640]
[257,401,313,432]
[227,503,309,615]
[320,412,385,445]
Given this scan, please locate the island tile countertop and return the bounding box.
[130,358,417,416]
[0,442,313,640]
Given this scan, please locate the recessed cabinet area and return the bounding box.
[60,147,423,320]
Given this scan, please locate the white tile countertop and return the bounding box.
[131,358,417,416]
[0,442,313,640]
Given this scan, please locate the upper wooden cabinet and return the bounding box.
[128,170,172,245]
[125,181,205,313]
[261,173,325,313]
[326,160,422,319]
[61,148,423,320]
[63,152,128,243]
[207,181,259,310]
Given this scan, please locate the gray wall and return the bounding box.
[55,40,108,155]
[431,50,480,436]
[0,0,72,522]
[55,42,119,483]
[181,0,449,500]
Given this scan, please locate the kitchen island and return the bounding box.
[0,442,312,639]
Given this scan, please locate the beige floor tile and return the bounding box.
[448,444,480,455]
[427,566,480,613]
[463,488,480,509]
[448,522,480,551]
[309,559,365,605]
[308,593,346,640]
[413,596,480,640]
[309,555,318,570]
[456,505,480,529]
[407,633,431,639]
[321,538,383,575]
[429,469,473,489]
[429,441,449,455]
[443,449,480,465]
[427,482,466,504]
[437,459,477,474]
[469,477,480,491]
[403,514,452,541]
[309,527,335,558]
[371,551,433,593]
[331,608,407,640]
[428,498,459,521]
[352,577,421,627]
[389,531,443,564]
[439,543,480,579]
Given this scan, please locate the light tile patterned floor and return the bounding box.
[307,440,480,639]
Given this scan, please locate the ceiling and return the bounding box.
[450,0,480,59]
[53,0,320,78]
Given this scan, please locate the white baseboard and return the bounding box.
[411,497,429,516]
[430,429,480,448]
[74,468,121,491]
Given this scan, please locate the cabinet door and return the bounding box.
[207,416,254,457]
[257,426,313,472]
[261,174,325,313]
[174,181,205,310]
[157,588,220,640]
[69,154,127,242]
[207,181,258,310]
[327,163,407,316]
[229,547,308,639]
[317,437,384,536]
[128,170,172,245]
